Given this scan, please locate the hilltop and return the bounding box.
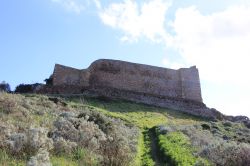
[36,59,223,120]
[1,92,250,166]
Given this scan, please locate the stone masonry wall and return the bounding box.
[52,59,203,102]
[88,59,183,98]
[53,64,81,86]
[179,66,202,102]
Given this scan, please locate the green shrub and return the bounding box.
[72,148,99,166]
[0,93,19,114]
[158,131,198,166]
[73,147,86,160]
[51,156,78,166]
[200,141,250,166]
[0,149,9,162]
[0,149,25,166]
[0,81,11,92]
[141,129,155,166]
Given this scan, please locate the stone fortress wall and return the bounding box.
[47,59,226,119]
[52,59,202,102]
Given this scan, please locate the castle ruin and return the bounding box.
[45,59,222,119]
[52,59,202,102]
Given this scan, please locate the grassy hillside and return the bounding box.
[0,92,250,166]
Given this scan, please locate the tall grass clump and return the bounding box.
[0,149,25,166]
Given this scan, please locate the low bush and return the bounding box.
[44,75,53,86]
[158,131,198,166]
[200,141,250,165]
[0,81,11,92]
[48,108,139,166]
[0,149,9,163]
[15,83,42,93]
[159,123,250,165]
[0,92,20,114]
[0,149,26,166]
[72,147,99,166]
[15,84,33,93]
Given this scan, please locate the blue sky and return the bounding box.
[1,0,250,117]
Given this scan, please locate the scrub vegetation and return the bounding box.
[1,92,250,165]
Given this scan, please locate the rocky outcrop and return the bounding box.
[226,115,250,129]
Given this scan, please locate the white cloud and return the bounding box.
[51,0,250,116]
[169,5,250,116]
[100,1,250,117]
[99,0,171,42]
[52,0,85,14]
[162,58,183,69]
[51,0,101,14]
[93,0,101,9]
